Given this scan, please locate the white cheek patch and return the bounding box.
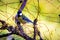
[19,13,22,16]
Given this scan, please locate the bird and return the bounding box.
[15,10,33,24]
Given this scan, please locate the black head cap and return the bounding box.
[17,10,22,17]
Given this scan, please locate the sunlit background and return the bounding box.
[0,0,60,40]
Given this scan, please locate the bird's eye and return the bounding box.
[19,13,22,16]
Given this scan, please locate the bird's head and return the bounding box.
[17,11,22,17]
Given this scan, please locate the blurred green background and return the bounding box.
[0,0,60,40]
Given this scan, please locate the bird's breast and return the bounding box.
[19,17,26,24]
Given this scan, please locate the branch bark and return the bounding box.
[0,19,33,40]
[33,18,43,40]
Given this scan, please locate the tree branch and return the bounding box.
[0,19,33,40]
[0,33,13,38]
[33,18,43,40]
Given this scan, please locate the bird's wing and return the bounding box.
[21,14,33,23]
